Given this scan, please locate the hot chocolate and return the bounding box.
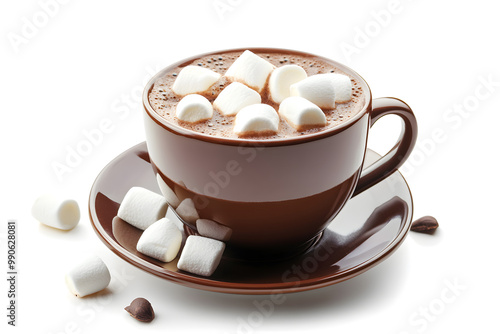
[148,50,365,140]
[142,48,417,256]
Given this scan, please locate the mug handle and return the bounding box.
[352,97,418,197]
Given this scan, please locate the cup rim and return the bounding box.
[142,47,372,147]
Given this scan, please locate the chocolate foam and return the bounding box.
[148,51,365,140]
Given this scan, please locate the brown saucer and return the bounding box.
[89,142,413,295]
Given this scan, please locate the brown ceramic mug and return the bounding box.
[142,48,417,259]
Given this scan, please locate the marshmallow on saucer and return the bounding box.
[269,65,307,103]
[136,218,182,262]
[176,198,199,224]
[177,236,225,277]
[196,219,232,241]
[117,187,168,230]
[156,174,181,208]
[290,74,336,109]
[65,255,111,298]
[233,104,279,136]
[225,50,275,92]
[172,65,221,96]
[326,73,352,103]
[213,82,261,116]
[176,94,213,123]
[31,194,80,230]
[279,96,327,130]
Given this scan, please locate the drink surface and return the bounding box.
[148,50,365,139]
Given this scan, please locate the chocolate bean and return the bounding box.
[410,216,439,233]
[125,298,155,322]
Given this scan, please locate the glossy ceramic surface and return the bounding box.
[89,142,413,294]
[143,48,417,254]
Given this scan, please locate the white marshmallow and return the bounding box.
[233,104,279,136]
[136,218,182,262]
[225,50,275,92]
[31,194,80,230]
[156,174,180,208]
[172,65,221,96]
[213,82,261,116]
[176,94,213,123]
[65,255,111,297]
[279,96,327,130]
[177,236,225,277]
[290,74,336,109]
[326,73,352,103]
[269,65,308,103]
[117,187,168,230]
[196,219,232,241]
[176,198,199,224]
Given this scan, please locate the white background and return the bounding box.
[1,0,499,333]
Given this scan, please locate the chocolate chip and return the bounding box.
[125,298,155,322]
[410,216,439,233]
